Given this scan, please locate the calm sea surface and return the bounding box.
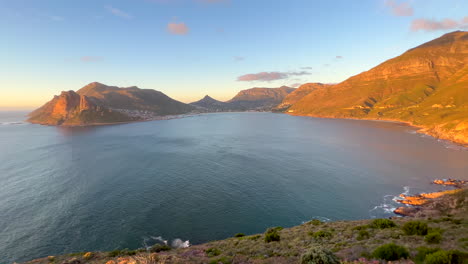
[0,111,467,263]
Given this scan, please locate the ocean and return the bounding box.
[0,111,467,263]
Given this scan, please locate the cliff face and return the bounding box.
[274,83,329,111]
[288,31,468,145]
[28,83,195,126]
[28,90,133,126]
[228,86,295,110]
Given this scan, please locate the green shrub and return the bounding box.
[352,225,368,231]
[265,230,280,242]
[370,219,396,229]
[149,244,171,253]
[448,250,468,264]
[372,243,409,261]
[205,247,221,257]
[357,229,370,240]
[415,247,440,264]
[425,232,442,244]
[311,230,332,240]
[300,247,340,264]
[402,221,428,236]
[425,251,451,264]
[310,219,322,226]
[234,233,245,238]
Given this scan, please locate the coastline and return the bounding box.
[27,111,467,148]
[287,112,468,148]
[22,183,467,264]
[27,113,202,128]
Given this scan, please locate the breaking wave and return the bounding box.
[369,186,411,218]
[0,122,25,126]
[301,216,332,224]
[142,235,190,250]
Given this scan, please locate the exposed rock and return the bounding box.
[288,31,468,146]
[28,82,195,126]
[433,179,467,188]
[394,206,420,216]
[396,190,460,206]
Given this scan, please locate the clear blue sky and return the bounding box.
[1,0,467,109]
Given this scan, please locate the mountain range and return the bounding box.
[288,31,468,145]
[28,31,468,145]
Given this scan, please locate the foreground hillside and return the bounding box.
[28,82,195,126]
[288,31,468,145]
[24,188,467,264]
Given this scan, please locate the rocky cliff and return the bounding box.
[28,83,195,126]
[288,31,468,145]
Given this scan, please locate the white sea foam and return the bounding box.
[369,186,411,218]
[0,122,24,125]
[143,235,189,250]
[172,238,190,248]
[301,216,332,224]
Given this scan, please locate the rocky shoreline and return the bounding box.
[21,180,467,264]
[394,179,467,217]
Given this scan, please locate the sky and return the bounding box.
[1,0,467,110]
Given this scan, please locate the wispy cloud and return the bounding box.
[335,55,343,59]
[233,56,245,61]
[167,22,189,35]
[80,56,104,63]
[384,0,413,17]
[237,71,310,82]
[290,83,303,88]
[410,17,468,32]
[105,6,132,19]
[301,66,313,70]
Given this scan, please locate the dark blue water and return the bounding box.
[0,111,467,263]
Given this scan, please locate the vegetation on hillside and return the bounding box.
[23,188,467,264]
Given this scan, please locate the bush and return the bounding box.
[415,247,440,264]
[357,229,370,240]
[205,248,221,257]
[370,219,396,229]
[149,244,171,253]
[425,232,442,244]
[372,243,409,261]
[234,233,245,238]
[265,229,280,242]
[425,251,451,264]
[311,230,332,240]
[47,256,55,262]
[402,221,428,236]
[448,250,468,264]
[310,219,322,226]
[352,225,368,231]
[300,247,340,264]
